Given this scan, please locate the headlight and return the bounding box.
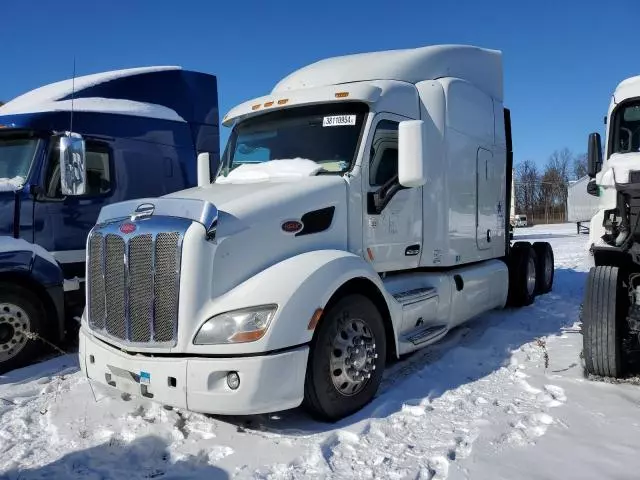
[193,304,277,345]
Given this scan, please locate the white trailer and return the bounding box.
[76,44,555,421]
[567,175,600,234]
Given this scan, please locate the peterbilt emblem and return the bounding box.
[281,220,303,234]
[119,222,137,234]
[131,203,155,221]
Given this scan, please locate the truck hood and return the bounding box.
[164,174,347,238]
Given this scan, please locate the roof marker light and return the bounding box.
[335,92,349,98]
[264,101,274,107]
[277,99,289,105]
[251,104,261,111]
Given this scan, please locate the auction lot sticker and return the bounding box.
[323,115,356,127]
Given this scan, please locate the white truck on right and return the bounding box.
[583,75,640,377]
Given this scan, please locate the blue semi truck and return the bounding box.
[0,66,219,372]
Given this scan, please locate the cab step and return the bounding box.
[392,286,437,305]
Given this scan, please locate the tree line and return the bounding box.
[514,148,588,224]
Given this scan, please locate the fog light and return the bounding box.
[227,371,240,390]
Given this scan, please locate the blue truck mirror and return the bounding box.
[59,134,87,196]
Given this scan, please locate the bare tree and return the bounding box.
[515,159,539,218]
[573,153,588,179]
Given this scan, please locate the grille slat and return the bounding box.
[86,220,185,347]
[154,233,180,342]
[129,234,153,342]
[88,234,105,330]
[105,235,126,339]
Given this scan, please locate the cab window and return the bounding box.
[44,140,112,198]
[369,120,399,187]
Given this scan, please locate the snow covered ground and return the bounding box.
[2,222,640,480]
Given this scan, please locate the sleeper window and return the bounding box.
[369,120,399,186]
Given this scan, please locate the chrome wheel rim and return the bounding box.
[0,303,30,362]
[329,317,378,396]
[544,251,553,286]
[527,257,536,296]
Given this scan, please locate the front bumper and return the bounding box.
[79,327,309,415]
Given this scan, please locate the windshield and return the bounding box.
[219,102,368,177]
[0,133,40,185]
[611,100,640,154]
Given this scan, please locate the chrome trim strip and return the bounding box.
[173,233,184,342]
[124,236,131,341]
[150,234,157,342]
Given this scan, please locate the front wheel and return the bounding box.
[582,265,627,378]
[303,294,386,421]
[0,283,46,374]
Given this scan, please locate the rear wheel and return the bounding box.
[582,265,627,378]
[303,294,386,421]
[507,242,538,307]
[0,283,46,373]
[533,241,554,294]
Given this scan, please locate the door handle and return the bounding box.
[405,244,420,256]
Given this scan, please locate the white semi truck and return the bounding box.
[77,44,555,421]
[583,75,640,378]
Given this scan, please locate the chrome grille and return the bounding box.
[87,218,189,347]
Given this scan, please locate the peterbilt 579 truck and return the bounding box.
[77,44,555,421]
[583,75,640,378]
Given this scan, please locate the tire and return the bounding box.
[532,241,554,294]
[0,282,46,374]
[582,265,627,378]
[303,294,387,421]
[507,242,538,307]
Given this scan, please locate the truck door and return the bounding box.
[363,115,423,272]
[476,147,494,250]
[34,139,114,282]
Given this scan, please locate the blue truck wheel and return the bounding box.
[0,283,46,373]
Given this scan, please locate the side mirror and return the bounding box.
[197,152,211,187]
[59,133,86,196]
[587,132,603,178]
[398,120,426,187]
[587,179,599,197]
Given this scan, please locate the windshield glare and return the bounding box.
[220,102,368,177]
[0,135,40,182]
[611,100,640,154]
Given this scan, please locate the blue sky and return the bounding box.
[2,0,638,168]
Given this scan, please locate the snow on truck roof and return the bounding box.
[613,75,640,104]
[273,44,504,101]
[0,66,219,125]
